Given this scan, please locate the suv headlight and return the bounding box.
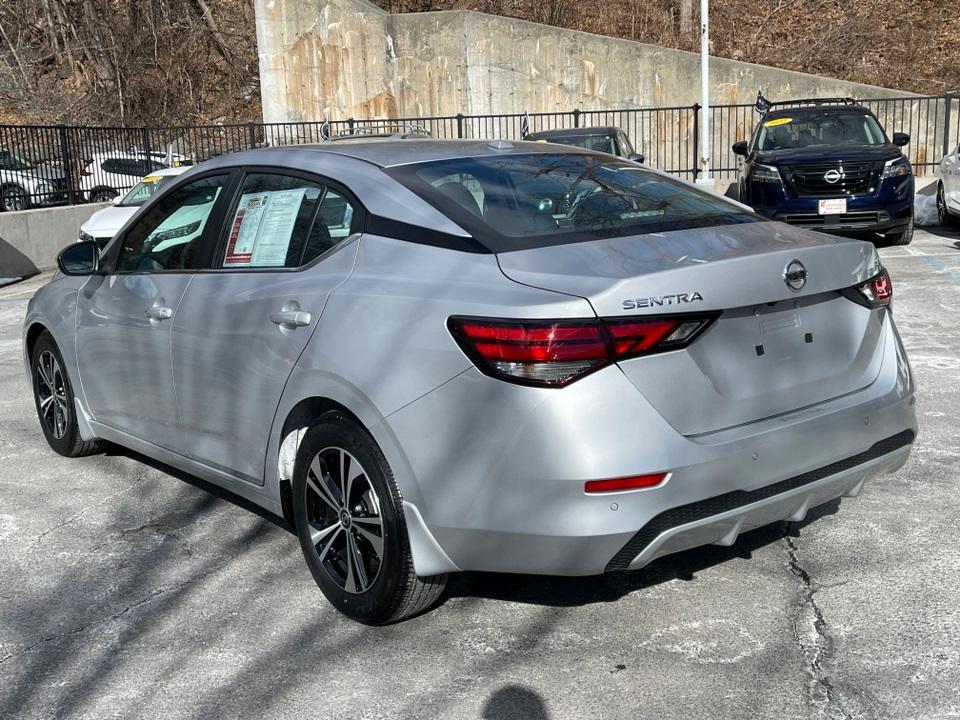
[882,156,911,179]
[750,163,783,184]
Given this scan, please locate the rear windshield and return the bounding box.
[387,153,757,252]
[756,112,887,151]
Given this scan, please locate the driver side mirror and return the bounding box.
[732,141,749,157]
[112,194,123,205]
[892,132,910,147]
[57,241,100,276]
[627,152,646,164]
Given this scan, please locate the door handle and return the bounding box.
[145,305,173,321]
[270,301,312,330]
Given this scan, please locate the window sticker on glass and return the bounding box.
[224,188,307,267]
[763,117,793,128]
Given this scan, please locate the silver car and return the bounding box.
[24,140,917,624]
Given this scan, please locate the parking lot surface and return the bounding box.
[1,228,959,720]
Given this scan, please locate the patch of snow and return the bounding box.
[915,190,939,226]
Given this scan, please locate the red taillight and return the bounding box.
[844,268,893,309]
[584,472,667,493]
[448,313,716,387]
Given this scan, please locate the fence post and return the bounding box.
[347,117,356,135]
[456,113,464,139]
[691,103,700,181]
[57,125,76,206]
[572,108,581,128]
[142,127,151,161]
[247,122,257,150]
[944,93,954,159]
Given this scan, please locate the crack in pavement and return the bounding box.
[785,532,852,720]
[29,474,146,548]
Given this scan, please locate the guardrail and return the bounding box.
[1,94,957,210]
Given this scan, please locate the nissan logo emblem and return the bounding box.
[783,260,808,290]
[823,169,842,184]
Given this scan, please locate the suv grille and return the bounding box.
[782,161,883,198]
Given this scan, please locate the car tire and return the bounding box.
[1,184,30,212]
[888,218,914,246]
[31,331,106,457]
[937,183,959,227]
[292,412,447,624]
[90,188,118,203]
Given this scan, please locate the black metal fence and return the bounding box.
[1,94,957,211]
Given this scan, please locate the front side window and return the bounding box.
[221,173,357,269]
[756,112,888,152]
[388,153,757,252]
[117,174,228,272]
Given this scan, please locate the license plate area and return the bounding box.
[818,198,847,215]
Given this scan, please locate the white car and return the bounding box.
[79,166,189,246]
[0,149,68,211]
[78,151,192,203]
[937,141,960,227]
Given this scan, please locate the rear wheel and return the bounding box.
[292,412,446,624]
[887,217,914,246]
[90,187,118,203]
[31,332,105,457]
[937,183,959,227]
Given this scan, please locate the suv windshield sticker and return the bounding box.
[763,117,793,127]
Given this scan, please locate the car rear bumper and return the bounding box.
[380,310,917,577]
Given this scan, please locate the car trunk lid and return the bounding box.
[496,221,885,435]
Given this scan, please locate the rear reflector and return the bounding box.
[584,473,667,493]
[448,313,716,387]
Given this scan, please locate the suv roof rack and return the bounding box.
[332,123,432,141]
[769,97,861,108]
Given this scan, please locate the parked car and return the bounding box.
[526,126,645,162]
[78,166,190,247]
[26,140,916,624]
[78,151,192,202]
[0,149,68,211]
[936,141,960,227]
[733,99,914,245]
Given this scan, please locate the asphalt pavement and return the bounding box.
[1,227,958,720]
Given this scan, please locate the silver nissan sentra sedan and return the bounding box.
[24,140,917,624]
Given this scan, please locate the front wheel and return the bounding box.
[31,331,105,457]
[1,184,30,212]
[292,412,446,624]
[887,218,914,246]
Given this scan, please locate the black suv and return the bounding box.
[526,126,645,163]
[733,99,914,245]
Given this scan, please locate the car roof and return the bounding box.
[526,126,620,140]
[202,138,595,170]
[763,105,873,119]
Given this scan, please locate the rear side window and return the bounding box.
[387,153,757,252]
[220,173,358,269]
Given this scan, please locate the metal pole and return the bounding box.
[695,0,712,187]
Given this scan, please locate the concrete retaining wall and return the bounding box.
[0,204,108,272]
[256,0,915,124]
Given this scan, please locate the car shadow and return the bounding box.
[106,442,840,612]
[917,224,960,244]
[443,500,840,609]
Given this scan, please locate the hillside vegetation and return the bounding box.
[1,0,957,127]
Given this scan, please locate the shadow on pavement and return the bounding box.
[482,684,551,720]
